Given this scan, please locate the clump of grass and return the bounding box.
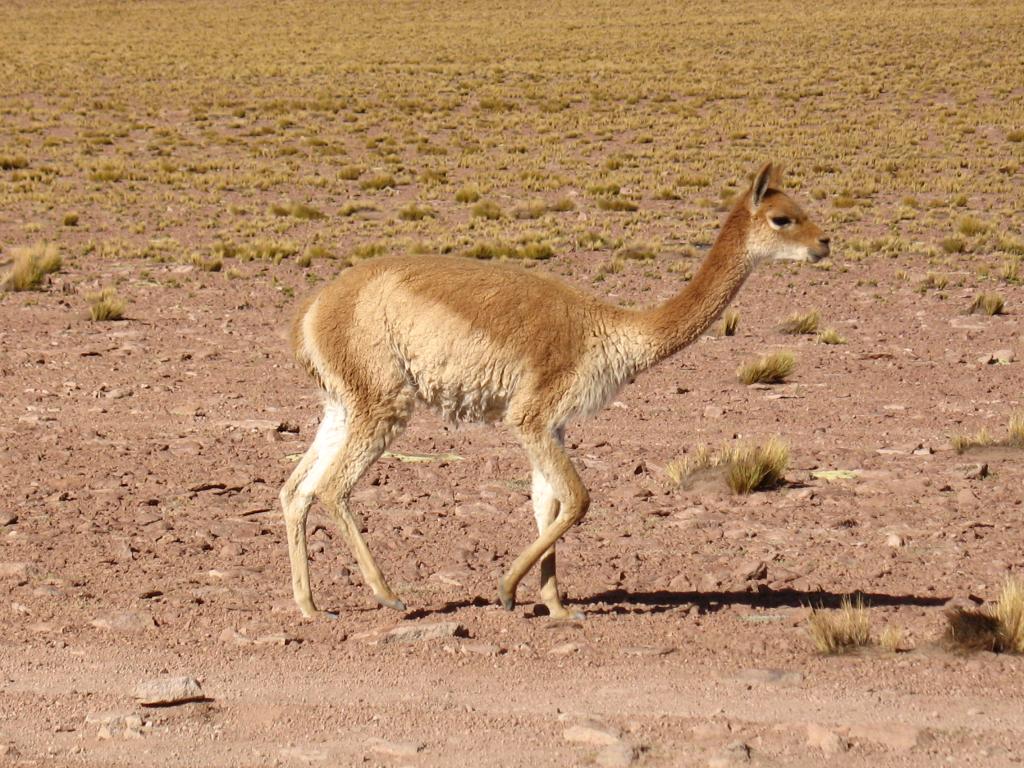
[778,309,820,335]
[338,201,376,217]
[352,242,387,261]
[359,173,396,191]
[616,244,656,261]
[596,196,638,212]
[190,253,223,272]
[338,165,364,180]
[944,580,1024,654]
[737,351,795,385]
[1010,412,1024,448]
[463,239,553,261]
[270,201,325,220]
[89,161,125,182]
[1000,256,1021,283]
[726,438,789,494]
[1009,130,1024,143]
[721,309,739,336]
[818,328,845,345]
[0,155,29,170]
[398,203,435,221]
[807,596,871,654]
[63,212,79,227]
[86,287,125,321]
[2,243,62,291]
[951,427,993,454]
[957,216,987,237]
[920,272,949,291]
[940,236,965,254]
[666,437,788,494]
[455,184,481,203]
[969,293,1004,315]
[471,199,503,219]
[880,626,906,653]
[512,199,548,220]
[548,196,575,212]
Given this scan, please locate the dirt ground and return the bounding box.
[2,2,1024,766]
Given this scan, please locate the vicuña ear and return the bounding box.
[750,161,773,209]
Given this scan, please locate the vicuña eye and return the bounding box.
[770,216,792,227]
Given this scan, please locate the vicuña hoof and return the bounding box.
[375,595,407,612]
[498,578,515,611]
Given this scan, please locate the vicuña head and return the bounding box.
[279,160,829,621]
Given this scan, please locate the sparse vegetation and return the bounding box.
[737,351,795,385]
[944,580,1024,654]
[778,309,820,335]
[969,292,1005,315]
[398,203,435,221]
[86,287,126,321]
[721,309,739,336]
[2,243,62,291]
[270,201,325,220]
[667,436,788,494]
[471,200,504,220]
[817,328,845,344]
[807,596,871,654]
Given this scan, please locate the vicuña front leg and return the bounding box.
[501,428,589,612]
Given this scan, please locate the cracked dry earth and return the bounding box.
[1,247,1022,768]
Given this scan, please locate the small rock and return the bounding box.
[563,720,622,746]
[596,741,637,767]
[91,611,156,633]
[848,723,923,751]
[708,740,751,766]
[733,559,768,582]
[735,668,803,687]
[690,722,733,743]
[806,723,848,754]
[375,621,466,645]
[548,642,581,656]
[218,628,253,645]
[133,676,205,707]
[957,463,989,480]
[0,743,20,758]
[462,642,502,656]
[0,512,17,526]
[621,645,675,657]
[365,737,423,757]
[885,533,906,548]
[0,561,30,582]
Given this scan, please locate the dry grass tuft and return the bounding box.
[455,184,481,203]
[1010,412,1024,448]
[737,351,795,385]
[725,437,789,494]
[817,328,845,345]
[951,427,993,454]
[778,310,820,335]
[721,309,739,336]
[270,201,324,220]
[807,596,871,654]
[879,626,906,653]
[944,581,1024,654]
[969,293,1005,315]
[2,243,62,291]
[398,203,435,221]
[596,196,638,212]
[471,200,503,220]
[667,437,788,494]
[86,288,126,321]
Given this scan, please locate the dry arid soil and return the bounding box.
[2,1,1024,766]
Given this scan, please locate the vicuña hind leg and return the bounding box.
[317,401,412,612]
[500,425,589,613]
[282,401,348,618]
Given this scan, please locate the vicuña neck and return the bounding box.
[634,202,754,369]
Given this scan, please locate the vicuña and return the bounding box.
[281,162,830,619]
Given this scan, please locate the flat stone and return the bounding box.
[0,512,17,526]
[621,645,675,657]
[806,723,848,754]
[957,463,989,480]
[735,668,803,687]
[596,741,637,767]
[462,642,502,656]
[563,720,622,746]
[218,628,253,645]
[548,642,581,656]
[375,621,466,645]
[848,723,923,751]
[708,740,751,766]
[365,737,423,757]
[91,611,156,633]
[733,559,768,581]
[0,561,30,581]
[133,676,205,706]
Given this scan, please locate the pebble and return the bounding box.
[885,533,906,548]
[548,642,581,656]
[373,621,466,645]
[90,611,156,633]
[133,676,205,706]
[848,723,923,751]
[733,559,768,582]
[957,463,989,480]
[0,562,30,583]
[707,740,751,766]
[806,723,848,754]
[365,737,423,757]
[462,642,502,656]
[0,512,17,526]
[596,740,638,767]
[563,720,622,746]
